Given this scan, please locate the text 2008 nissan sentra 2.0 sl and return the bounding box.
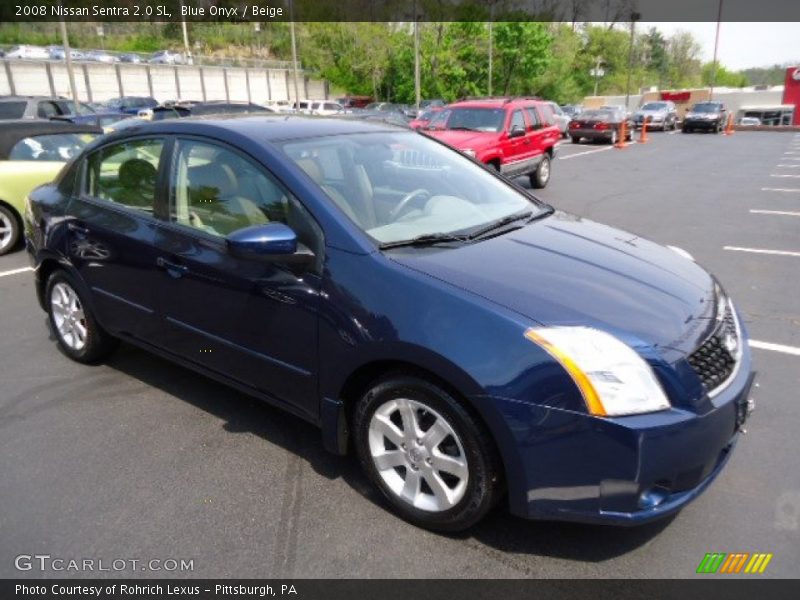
[24,116,755,531]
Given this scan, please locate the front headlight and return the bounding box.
[525,327,671,417]
[463,148,476,158]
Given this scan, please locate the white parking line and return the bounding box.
[771,174,800,178]
[776,164,800,168]
[749,340,800,357]
[724,246,800,257]
[0,267,33,278]
[750,209,800,217]
[559,146,613,160]
[761,188,800,193]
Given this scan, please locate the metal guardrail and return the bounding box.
[0,45,299,70]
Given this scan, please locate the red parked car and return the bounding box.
[423,97,561,188]
[408,106,443,129]
[336,95,374,110]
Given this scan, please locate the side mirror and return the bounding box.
[508,126,526,138]
[226,223,314,268]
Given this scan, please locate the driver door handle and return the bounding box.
[157,257,189,277]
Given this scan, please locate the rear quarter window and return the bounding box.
[0,101,28,119]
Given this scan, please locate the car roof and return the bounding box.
[99,114,405,143]
[0,120,102,159]
[447,98,542,109]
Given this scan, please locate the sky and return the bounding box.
[641,22,799,70]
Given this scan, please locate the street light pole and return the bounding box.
[593,56,603,96]
[413,0,420,111]
[488,2,494,97]
[624,12,641,112]
[289,0,301,109]
[710,0,724,100]
[59,12,78,103]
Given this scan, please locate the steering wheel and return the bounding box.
[389,189,431,220]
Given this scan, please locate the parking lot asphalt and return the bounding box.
[1,130,798,579]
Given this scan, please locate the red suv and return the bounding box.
[423,97,561,188]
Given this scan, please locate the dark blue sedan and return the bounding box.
[24,116,755,531]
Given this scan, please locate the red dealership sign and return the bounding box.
[783,66,800,125]
[661,91,691,103]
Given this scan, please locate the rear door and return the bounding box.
[65,136,169,340]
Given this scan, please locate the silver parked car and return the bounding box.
[544,101,571,138]
[633,101,678,131]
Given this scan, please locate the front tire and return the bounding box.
[0,204,20,256]
[353,375,502,532]
[46,270,118,363]
[530,154,551,189]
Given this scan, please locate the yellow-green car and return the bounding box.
[0,120,101,255]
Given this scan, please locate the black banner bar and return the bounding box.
[2,0,800,23]
[3,580,800,600]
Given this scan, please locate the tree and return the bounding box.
[643,27,669,88]
[702,62,748,88]
[492,21,552,95]
[666,30,702,89]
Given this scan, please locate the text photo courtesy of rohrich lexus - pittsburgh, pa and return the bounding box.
[0,0,799,598]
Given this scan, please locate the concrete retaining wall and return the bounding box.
[1,59,328,104]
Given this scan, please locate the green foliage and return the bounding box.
[702,62,748,88]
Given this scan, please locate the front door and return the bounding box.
[151,137,323,417]
[65,136,167,340]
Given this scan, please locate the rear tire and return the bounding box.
[45,270,118,363]
[0,204,20,256]
[683,126,691,134]
[530,154,551,189]
[353,374,502,532]
[571,136,580,144]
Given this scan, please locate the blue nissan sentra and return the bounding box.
[25,116,754,531]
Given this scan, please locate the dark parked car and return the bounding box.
[683,101,728,133]
[633,101,678,131]
[26,116,754,532]
[103,96,159,115]
[568,107,634,144]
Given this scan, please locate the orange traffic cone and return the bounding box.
[724,113,735,136]
[614,120,628,149]
[640,119,649,144]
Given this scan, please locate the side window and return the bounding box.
[509,110,526,132]
[170,139,323,256]
[525,107,541,129]
[84,138,164,212]
[539,105,556,126]
[37,101,60,119]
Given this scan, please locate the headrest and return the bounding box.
[295,158,323,183]
[118,158,157,188]
[188,162,237,199]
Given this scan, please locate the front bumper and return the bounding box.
[684,119,720,130]
[476,346,754,526]
[634,118,666,129]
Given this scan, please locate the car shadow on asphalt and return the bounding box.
[104,341,672,562]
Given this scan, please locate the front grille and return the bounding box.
[687,300,739,393]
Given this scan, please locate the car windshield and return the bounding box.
[0,101,27,119]
[280,131,547,246]
[641,102,667,111]
[440,108,506,132]
[8,133,97,161]
[692,103,719,113]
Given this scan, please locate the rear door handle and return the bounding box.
[156,257,189,277]
[67,222,90,235]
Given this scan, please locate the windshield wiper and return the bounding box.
[379,232,471,250]
[466,210,536,240]
[448,126,477,131]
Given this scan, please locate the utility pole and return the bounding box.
[59,13,78,102]
[289,0,301,109]
[592,56,604,96]
[413,0,420,110]
[180,0,191,64]
[710,0,724,99]
[488,3,494,96]
[624,12,641,112]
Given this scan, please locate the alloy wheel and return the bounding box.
[367,397,469,512]
[50,282,88,351]
[0,211,14,253]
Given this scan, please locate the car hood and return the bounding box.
[636,109,666,117]
[389,212,716,360]
[686,112,719,119]
[426,129,499,149]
